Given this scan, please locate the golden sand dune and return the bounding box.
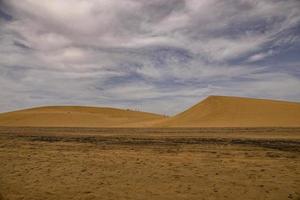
[156,96,300,127]
[0,106,166,127]
[0,96,299,128]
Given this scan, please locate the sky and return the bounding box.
[0,0,300,115]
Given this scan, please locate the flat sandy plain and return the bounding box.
[0,127,300,200]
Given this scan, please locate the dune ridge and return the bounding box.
[156,96,300,127]
[0,106,166,127]
[0,96,300,127]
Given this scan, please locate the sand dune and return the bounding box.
[0,96,300,127]
[0,106,166,127]
[156,96,300,127]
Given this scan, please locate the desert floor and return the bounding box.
[0,127,299,200]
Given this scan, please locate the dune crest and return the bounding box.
[0,106,166,127]
[1,96,300,127]
[156,96,300,127]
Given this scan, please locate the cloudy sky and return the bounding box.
[0,0,300,115]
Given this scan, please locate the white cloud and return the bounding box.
[0,0,300,114]
[247,50,274,62]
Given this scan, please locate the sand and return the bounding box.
[0,96,300,199]
[0,127,299,200]
[0,106,166,127]
[157,96,300,127]
[0,96,299,128]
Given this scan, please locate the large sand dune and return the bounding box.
[0,106,166,127]
[156,96,300,127]
[0,96,300,127]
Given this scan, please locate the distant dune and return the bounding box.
[0,96,300,128]
[156,96,300,127]
[0,106,166,127]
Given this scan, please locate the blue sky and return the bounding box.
[0,0,300,115]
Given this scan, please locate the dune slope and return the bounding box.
[156,96,300,127]
[0,106,166,127]
[1,96,299,128]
